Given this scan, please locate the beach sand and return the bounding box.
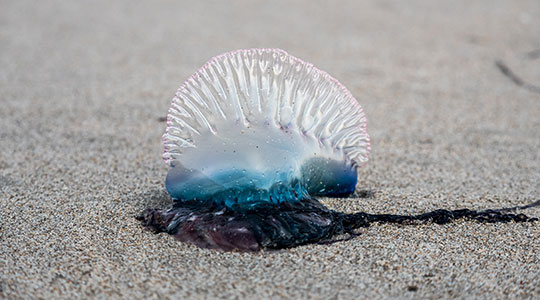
[1,0,539,298]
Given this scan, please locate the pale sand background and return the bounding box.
[1,0,539,299]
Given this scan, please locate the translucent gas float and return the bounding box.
[162,48,370,206]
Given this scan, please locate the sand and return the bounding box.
[1,0,539,299]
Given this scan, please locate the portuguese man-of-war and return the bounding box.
[138,48,539,251]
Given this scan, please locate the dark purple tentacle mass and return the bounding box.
[138,197,538,251]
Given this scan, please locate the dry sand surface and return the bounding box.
[1,0,539,299]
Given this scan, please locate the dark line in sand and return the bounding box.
[491,199,540,213]
[343,199,539,229]
[495,60,540,94]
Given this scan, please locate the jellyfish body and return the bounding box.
[145,48,370,250]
